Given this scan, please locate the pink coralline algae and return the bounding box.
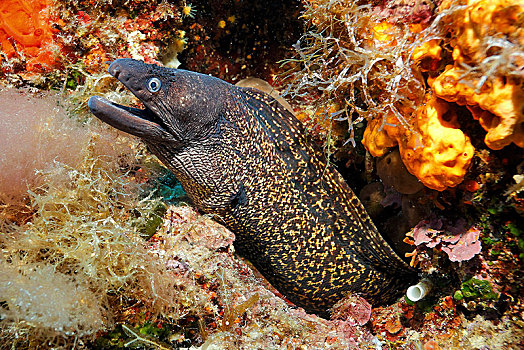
[413,219,482,262]
[372,0,441,24]
[331,294,372,326]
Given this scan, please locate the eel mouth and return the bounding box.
[88,96,173,141]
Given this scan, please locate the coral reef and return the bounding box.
[454,277,499,303]
[373,0,440,25]
[281,0,430,148]
[134,206,379,349]
[440,0,523,79]
[430,0,524,150]
[281,1,523,347]
[0,0,522,349]
[283,0,523,192]
[1,0,190,87]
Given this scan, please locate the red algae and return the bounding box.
[0,0,62,72]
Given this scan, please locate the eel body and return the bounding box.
[88,59,415,315]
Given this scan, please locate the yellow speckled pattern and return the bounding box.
[163,86,415,314]
[89,59,415,315]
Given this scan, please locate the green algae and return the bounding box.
[93,321,181,350]
[454,278,499,302]
[131,166,187,238]
[132,198,167,238]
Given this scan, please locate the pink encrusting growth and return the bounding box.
[412,219,482,262]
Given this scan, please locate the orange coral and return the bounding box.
[361,114,402,158]
[0,0,61,72]
[361,0,522,192]
[432,65,524,150]
[362,96,474,191]
[427,0,524,150]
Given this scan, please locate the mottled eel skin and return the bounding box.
[88,59,415,315]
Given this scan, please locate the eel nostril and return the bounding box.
[113,66,121,79]
[108,62,121,78]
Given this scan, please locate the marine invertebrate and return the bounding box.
[411,39,442,72]
[89,58,415,316]
[405,96,475,190]
[406,279,432,302]
[370,301,409,341]
[182,2,196,18]
[422,296,462,337]
[422,0,524,150]
[439,0,524,80]
[282,0,432,148]
[0,0,62,72]
[432,65,524,150]
[17,0,186,78]
[363,96,475,191]
[284,0,521,191]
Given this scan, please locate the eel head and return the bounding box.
[88,58,229,147]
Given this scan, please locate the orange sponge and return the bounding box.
[440,0,523,67]
[0,0,61,72]
[432,65,524,150]
[363,96,474,191]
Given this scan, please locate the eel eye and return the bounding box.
[147,77,162,93]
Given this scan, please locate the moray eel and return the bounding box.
[88,58,416,315]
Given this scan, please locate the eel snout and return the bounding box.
[87,95,173,142]
[108,60,122,79]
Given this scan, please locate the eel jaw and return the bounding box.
[88,96,175,142]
